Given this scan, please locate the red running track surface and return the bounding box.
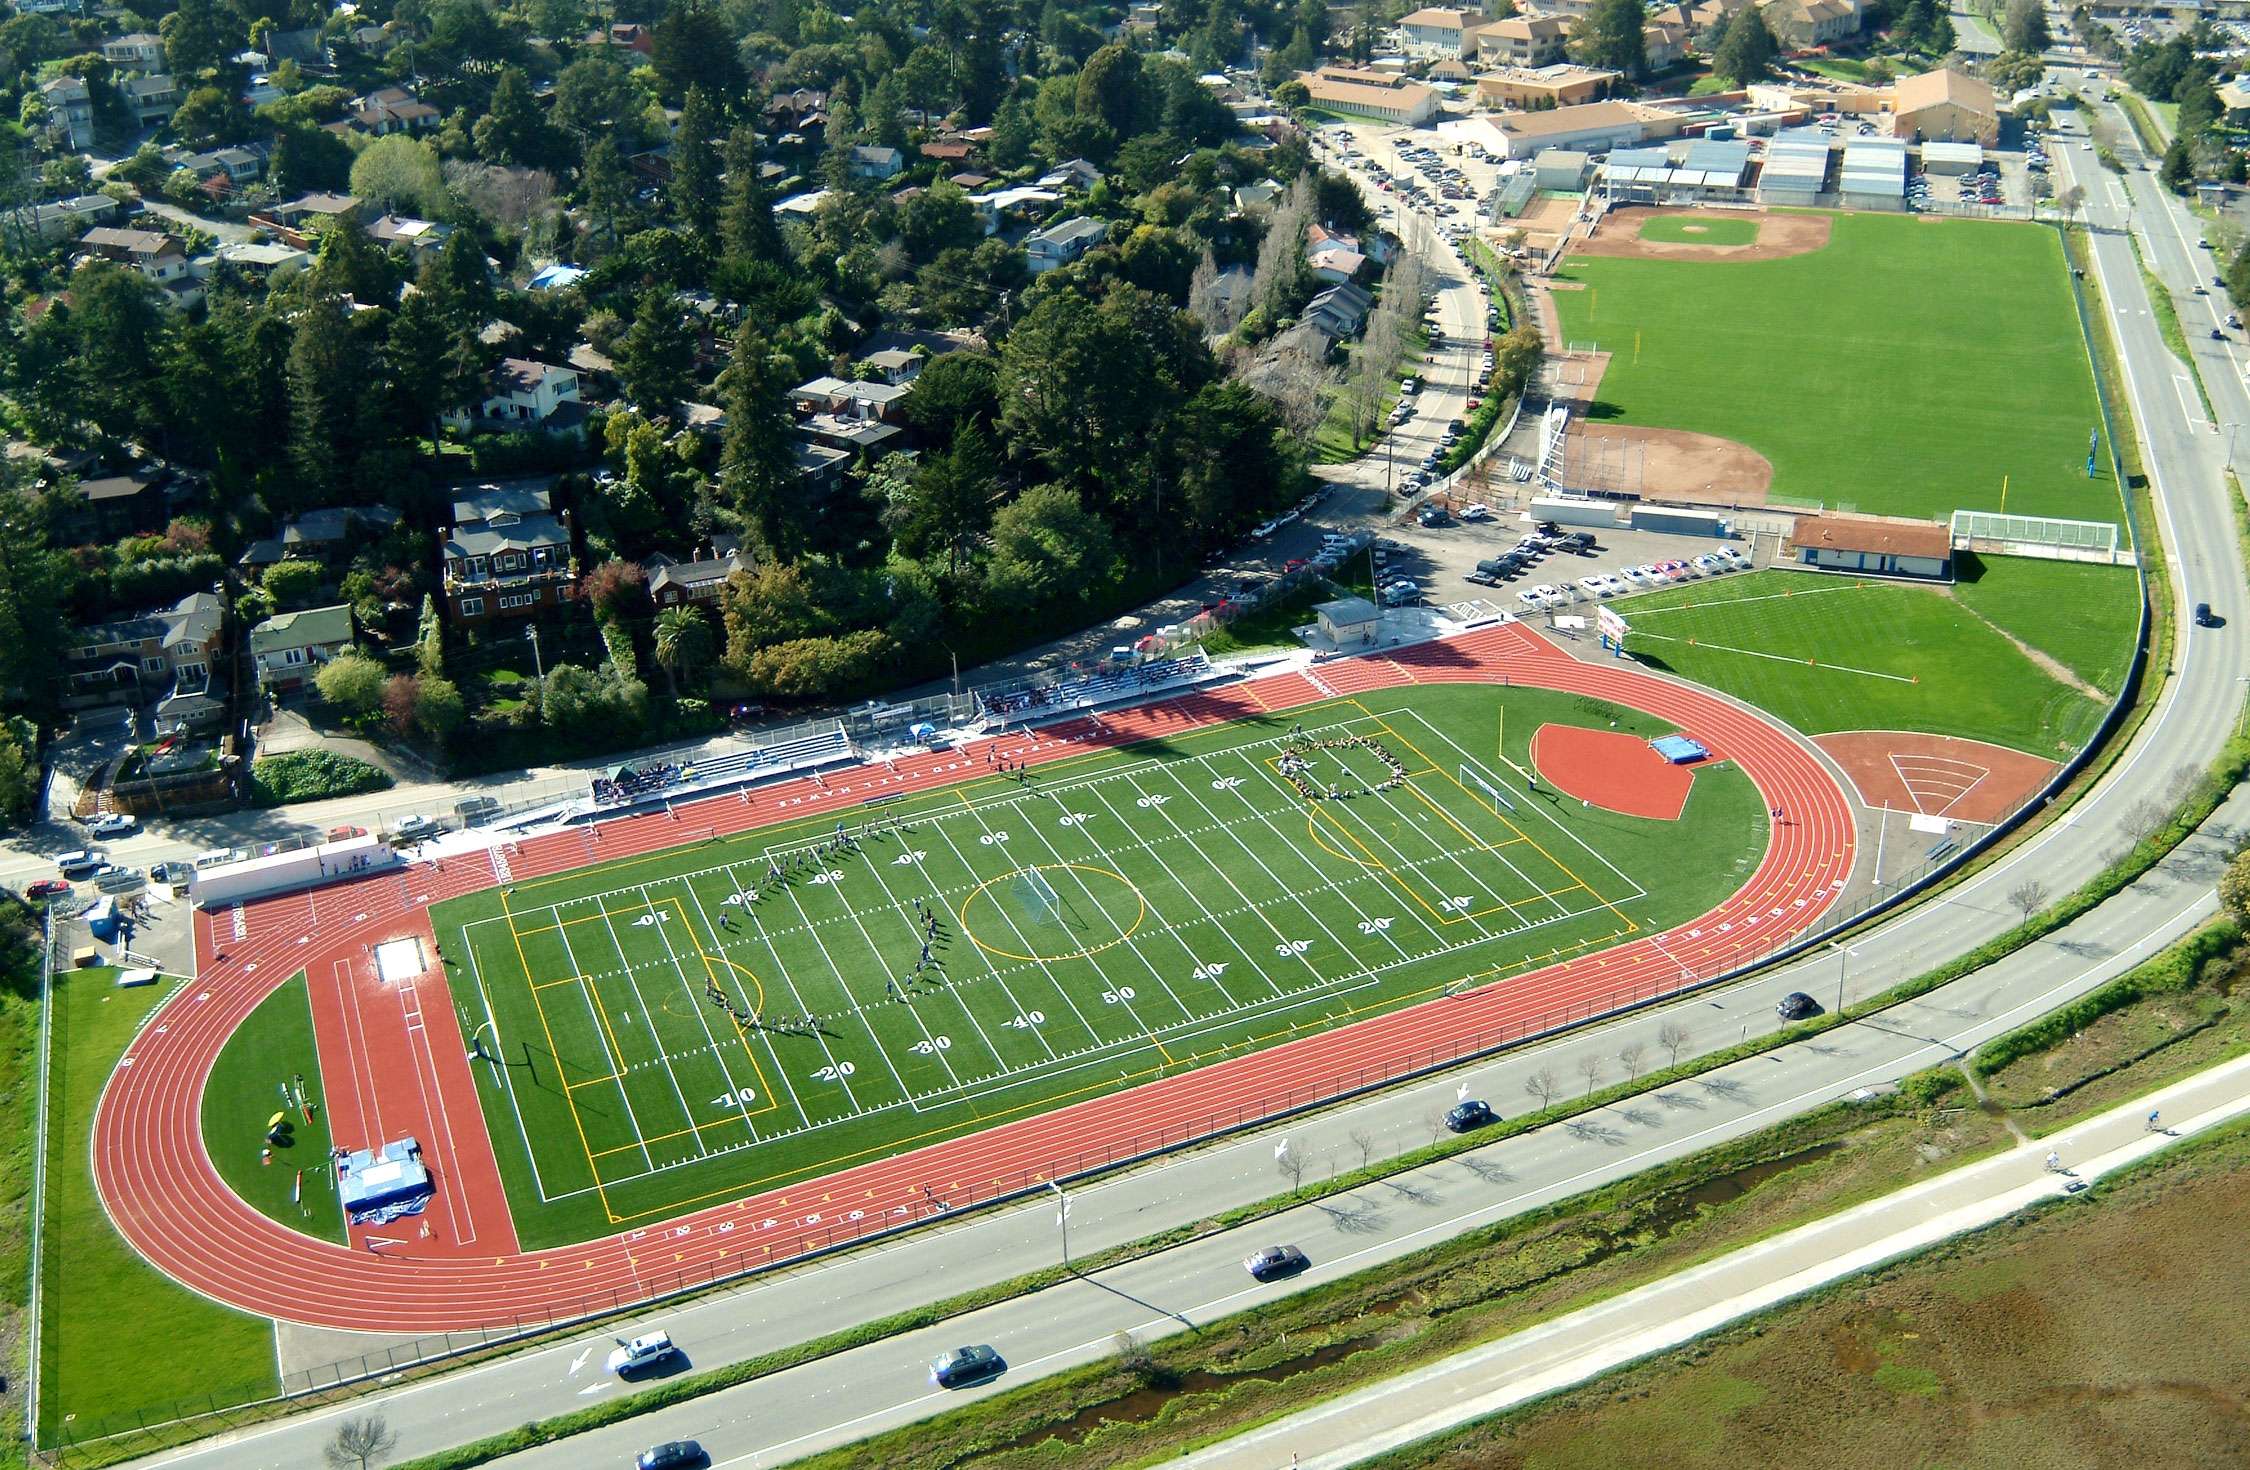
[90,625,1855,1331]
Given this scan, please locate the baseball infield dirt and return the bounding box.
[1572,208,1833,264]
[1562,423,1775,504]
[1813,731,2059,826]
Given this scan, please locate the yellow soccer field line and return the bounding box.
[502,888,613,1217]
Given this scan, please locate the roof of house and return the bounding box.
[852,144,903,165]
[1479,15,1569,39]
[40,76,90,100]
[283,505,399,544]
[1026,216,1109,249]
[647,547,751,595]
[1400,6,1475,28]
[77,467,164,502]
[862,349,919,372]
[453,481,554,524]
[446,513,569,558]
[279,190,361,216]
[1892,66,1994,116]
[80,227,180,257]
[121,75,178,98]
[249,604,353,656]
[1315,596,1381,625]
[367,214,449,246]
[1787,514,1952,560]
[489,358,572,396]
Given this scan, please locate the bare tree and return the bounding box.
[1277,1147,1307,1191]
[2055,182,2086,224]
[2119,798,2166,847]
[326,1416,399,1470]
[1188,247,1246,338]
[2008,878,2049,925]
[1238,341,1334,440]
[447,161,557,233]
[1523,1065,1560,1112]
[1657,1020,1689,1069]
[1577,1053,1603,1097]
[1113,1330,1160,1382]
[1426,1106,1453,1144]
[1617,1040,1646,1080]
[1349,1126,1376,1171]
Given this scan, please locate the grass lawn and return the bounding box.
[1313,318,1428,464]
[41,968,276,1444]
[198,973,343,1244]
[1197,584,1326,656]
[436,684,1769,1246]
[1617,569,2109,756]
[1952,554,2141,697]
[1549,212,2122,526]
[1797,55,1870,81]
[1636,214,1759,246]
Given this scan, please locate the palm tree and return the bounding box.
[653,603,713,697]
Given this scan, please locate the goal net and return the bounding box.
[1011,868,1067,929]
[1459,762,1517,815]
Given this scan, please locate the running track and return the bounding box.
[90,625,1855,1332]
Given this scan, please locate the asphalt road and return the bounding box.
[115,131,2250,1470]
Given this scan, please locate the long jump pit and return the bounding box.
[1813,731,2060,825]
[1571,207,1832,264]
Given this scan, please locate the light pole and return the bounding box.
[1046,1180,1071,1271]
[1836,945,1859,1016]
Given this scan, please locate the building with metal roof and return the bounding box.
[1839,136,1907,209]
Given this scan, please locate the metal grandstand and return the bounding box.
[1948,510,2130,565]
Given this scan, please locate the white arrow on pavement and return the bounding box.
[567,1347,591,1377]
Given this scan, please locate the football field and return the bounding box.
[440,687,1768,1245]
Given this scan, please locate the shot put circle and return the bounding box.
[958,863,1147,963]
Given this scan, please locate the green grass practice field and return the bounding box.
[1616,561,2137,756]
[199,973,342,1243]
[1551,212,2122,526]
[436,686,1768,1247]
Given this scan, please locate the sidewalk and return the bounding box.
[1178,1051,2250,1470]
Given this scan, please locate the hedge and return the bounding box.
[247,750,393,807]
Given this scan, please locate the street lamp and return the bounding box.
[1046,1180,1071,1271]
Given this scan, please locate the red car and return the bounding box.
[23,879,70,900]
[327,824,369,841]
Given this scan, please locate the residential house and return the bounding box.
[859,349,924,385]
[64,590,226,728]
[261,27,324,68]
[446,358,586,434]
[920,138,976,166]
[77,227,188,282]
[365,213,452,262]
[24,193,118,242]
[1397,7,1482,58]
[175,145,263,186]
[347,85,439,135]
[1889,65,1997,145]
[646,541,753,609]
[118,73,179,127]
[969,185,1062,235]
[1757,0,1861,48]
[206,240,309,285]
[1476,63,1618,109]
[1234,179,1283,211]
[1037,158,1103,191]
[790,376,908,454]
[1023,215,1109,273]
[1642,20,1691,69]
[250,191,361,248]
[590,21,656,54]
[1304,282,1375,339]
[849,144,904,179]
[794,440,853,492]
[101,31,163,67]
[69,463,174,540]
[440,482,576,624]
[37,76,94,150]
[528,264,589,292]
[1297,68,1441,126]
[237,504,400,570]
[248,604,354,694]
[1474,16,1570,67]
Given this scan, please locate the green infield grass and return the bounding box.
[1551,211,2120,526]
[1616,567,2115,755]
[435,685,1769,1247]
[1951,554,2141,698]
[1637,214,1759,246]
[41,969,277,1444]
[199,973,343,1244]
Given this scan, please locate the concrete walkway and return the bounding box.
[1178,1051,2250,1470]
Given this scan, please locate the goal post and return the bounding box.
[1459,761,1517,815]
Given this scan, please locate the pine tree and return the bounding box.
[616,291,697,414]
[718,126,782,264]
[668,85,722,237]
[1712,6,1777,84]
[288,294,358,503]
[718,322,805,556]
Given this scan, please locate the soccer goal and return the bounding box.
[1459,762,1518,815]
[1011,867,1069,929]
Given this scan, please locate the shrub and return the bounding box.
[248,750,392,806]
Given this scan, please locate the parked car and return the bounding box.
[1245,1244,1310,1281]
[1445,1099,1497,1132]
[392,815,440,840]
[87,812,137,838]
[1460,503,1493,522]
[1417,506,1449,527]
[1776,991,1819,1021]
[150,861,195,885]
[636,1443,707,1470]
[931,1343,1005,1388]
[55,850,103,877]
[606,1331,677,1375]
[327,824,369,841]
[22,879,70,900]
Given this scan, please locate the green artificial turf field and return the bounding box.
[199,973,342,1243]
[1616,564,2127,755]
[1550,212,2121,526]
[435,686,1769,1247]
[1636,214,1760,246]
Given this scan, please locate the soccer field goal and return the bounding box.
[1459,761,1518,815]
[1011,867,1069,929]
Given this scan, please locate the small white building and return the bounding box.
[1024,216,1110,273]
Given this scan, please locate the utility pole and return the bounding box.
[1046,1180,1071,1271]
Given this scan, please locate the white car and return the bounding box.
[87,813,137,837]
[1459,503,1493,522]
[1578,576,1610,598]
[607,1331,677,1375]
[1620,565,1653,586]
[393,814,440,840]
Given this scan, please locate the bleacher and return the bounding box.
[977,653,1216,724]
[584,726,855,809]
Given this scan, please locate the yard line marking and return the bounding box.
[594,896,707,1162]
[889,833,1068,1063]
[772,859,919,1111]
[641,885,765,1141]
[851,833,1015,1078]
[504,889,631,1207]
[723,861,866,1119]
[795,852,970,1096]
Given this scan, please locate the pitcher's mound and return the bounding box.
[1531,724,1698,821]
[1814,732,2058,824]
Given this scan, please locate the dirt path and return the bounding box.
[1940,588,2104,701]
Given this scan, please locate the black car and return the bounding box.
[1776,991,1819,1021]
[2196,602,2220,627]
[1445,1099,1497,1132]
[931,1343,1005,1388]
[1244,1244,1310,1281]
[636,1443,706,1470]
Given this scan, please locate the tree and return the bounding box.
[2161,133,2194,192]
[583,558,650,618]
[651,0,747,104]
[0,488,66,721]
[717,323,806,555]
[314,650,387,717]
[2008,878,2049,924]
[171,86,243,148]
[349,135,445,216]
[555,53,651,148]
[1926,10,1956,53]
[653,604,714,695]
[1572,0,1648,77]
[2220,845,2250,922]
[718,126,783,265]
[161,0,229,75]
[1617,1040,1646,1079]
[581,136,635,241]
[1657,1020,1689,1068]
[890,423,997,580]
[416,674,466,743]
[262,559,324,609]
[1523,1065,1560,1111]
[1577,1053,1604,1096]
[2002,0,2050,54]
[1076,43,1144,137]
[668,86,722,236]
[985,483,1114,613]
[614,291,696,414]
[0,716,35,824]
[288,293,359,500]
[324,1417,398,1469]
[1712,5,1778,85]
[474,66,559,169]
[1276,1144,1306,1190]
